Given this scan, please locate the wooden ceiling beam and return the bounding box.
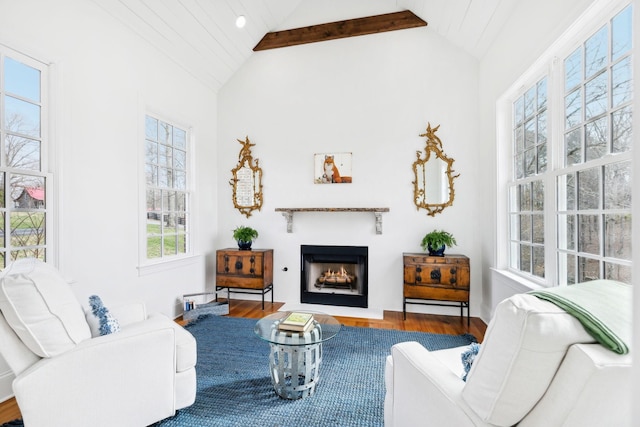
[253,10,427,51]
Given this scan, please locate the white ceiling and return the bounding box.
[92,0,520,92]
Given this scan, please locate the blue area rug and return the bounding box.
[1,315,475,427]
[154,315,476,427]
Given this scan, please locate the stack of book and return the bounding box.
[278,312,315,333]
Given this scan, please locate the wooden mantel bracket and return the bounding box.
[275,208,390,234]
[253,10,427,51]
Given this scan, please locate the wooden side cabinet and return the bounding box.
[216,248,273,309]
[403,253,470,324]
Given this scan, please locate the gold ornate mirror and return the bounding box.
[412,123,459,216]
[230,136,263,218]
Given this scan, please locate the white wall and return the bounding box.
[217,3,482,317]
[0,0,217,316]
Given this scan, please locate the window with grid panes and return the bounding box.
[509,77,547,278]
[557,5,632,284]
[505,4,633,286]
[144,115,189,260]
[0,50,49,267]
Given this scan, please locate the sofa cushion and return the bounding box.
[0,258,91,357]
[518,343,632,427]
[461,293,595,426]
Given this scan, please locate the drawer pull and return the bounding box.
[416,266,422,273]
[235,260,243,270]
[250,268,255,274]
[430,269,441,280]
[450,277,457,284]
[450,268,456,275]
[416,275,422,283]
[224,267,229,273]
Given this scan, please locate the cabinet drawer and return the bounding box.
[216,276,269,290]
[404,284,469,302]
[403,264,469,289]
[217,252,264,276]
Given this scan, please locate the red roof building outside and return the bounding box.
[14,187,45,208]
[25,187,44,201]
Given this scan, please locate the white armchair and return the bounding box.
[385,293,632,427]
[0,258,197,427]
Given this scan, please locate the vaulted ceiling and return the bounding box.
[92,0,520,92]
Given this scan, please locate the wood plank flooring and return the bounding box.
[0,299,486,424]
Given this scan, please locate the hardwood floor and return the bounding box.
[228,300,487,339]
[0,299,487,424]
[0,399,19,425]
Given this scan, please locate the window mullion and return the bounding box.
[546,57,568,286]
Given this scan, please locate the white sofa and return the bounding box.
[0,258,197,427]
[384,293,632,427]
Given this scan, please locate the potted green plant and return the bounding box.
[420,229,457,256]
[233,225,259,250]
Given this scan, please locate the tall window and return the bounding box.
[144,115,189,260]
[0,49,49,267]
[509,78,548,278]
[558,5,632,284]
[507,4,632,285]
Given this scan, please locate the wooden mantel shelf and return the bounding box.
[275,208,390,234]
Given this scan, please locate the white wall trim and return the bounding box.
[137,253,203,277]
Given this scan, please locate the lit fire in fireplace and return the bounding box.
[317,266,355,285]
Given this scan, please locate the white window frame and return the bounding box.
[138,109,196,274]
[0,44,52,267]
[508,76,549,280]
[497,0,633,288]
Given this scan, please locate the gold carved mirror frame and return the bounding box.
[230,136,263,218]
[412,123,459,216]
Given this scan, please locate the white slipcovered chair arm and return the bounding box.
[13,320,177,427]
[387,342,486,427]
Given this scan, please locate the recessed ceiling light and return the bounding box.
[235,15,246,28]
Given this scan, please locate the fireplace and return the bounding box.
[300,245,368,308]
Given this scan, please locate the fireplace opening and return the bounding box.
[301,245,368,308]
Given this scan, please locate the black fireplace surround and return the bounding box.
[300,245,368,308]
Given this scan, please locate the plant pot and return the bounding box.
[237,240,253,250]
[428,244,445,257]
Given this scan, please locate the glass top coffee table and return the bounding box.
[254,311,341,399]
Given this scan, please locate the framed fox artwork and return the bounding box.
[314,152,352,184]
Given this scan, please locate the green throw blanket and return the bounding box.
[530,280,632,354]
